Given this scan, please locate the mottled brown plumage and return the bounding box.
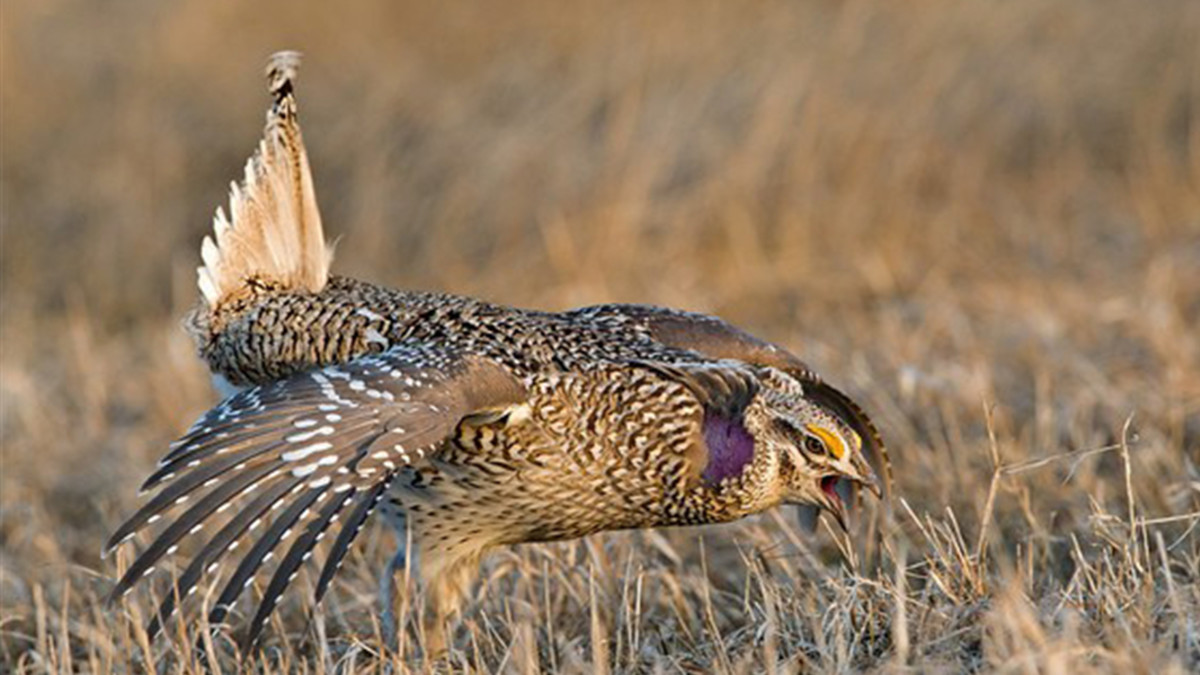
[106,52,890,654]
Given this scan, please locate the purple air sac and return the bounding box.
[701,414,756,484]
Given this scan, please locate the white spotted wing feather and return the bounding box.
[104,342,525,647]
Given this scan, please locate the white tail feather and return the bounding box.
[198,51,331,309]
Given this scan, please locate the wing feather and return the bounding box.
[108,441,289,552]
[205,484,328,631]
[242,486,357,649]
[107,342,526,645]
[312,480,391,605]
[146,474,305,640]
[109,461,283,601]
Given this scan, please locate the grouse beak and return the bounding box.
[849,454,882,500]
[860,470,882,500]
[816,457,881,532]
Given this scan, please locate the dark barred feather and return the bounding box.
[106,343,525,646]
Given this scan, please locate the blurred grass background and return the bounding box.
[2,0,1198,671]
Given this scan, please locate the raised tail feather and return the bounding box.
[197,51,331,310]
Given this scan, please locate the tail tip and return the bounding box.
[266,51,303,96]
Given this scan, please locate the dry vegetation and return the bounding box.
[2,0,1199,672]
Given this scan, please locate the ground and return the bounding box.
[1,0,1198,672]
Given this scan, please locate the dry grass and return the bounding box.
[2,0,1199,672]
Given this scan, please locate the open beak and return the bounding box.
[818,476,849,532]
[816,459,882,532]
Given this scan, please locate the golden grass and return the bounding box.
[2,0,1198,671]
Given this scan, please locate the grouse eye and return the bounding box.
[804,435,827,456]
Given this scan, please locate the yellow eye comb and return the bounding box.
[805,424,846,459]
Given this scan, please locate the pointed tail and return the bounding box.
[197,51,332,310]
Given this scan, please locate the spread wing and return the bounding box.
[104,342,525,648]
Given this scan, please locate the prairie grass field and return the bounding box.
[1,0,1199,672]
